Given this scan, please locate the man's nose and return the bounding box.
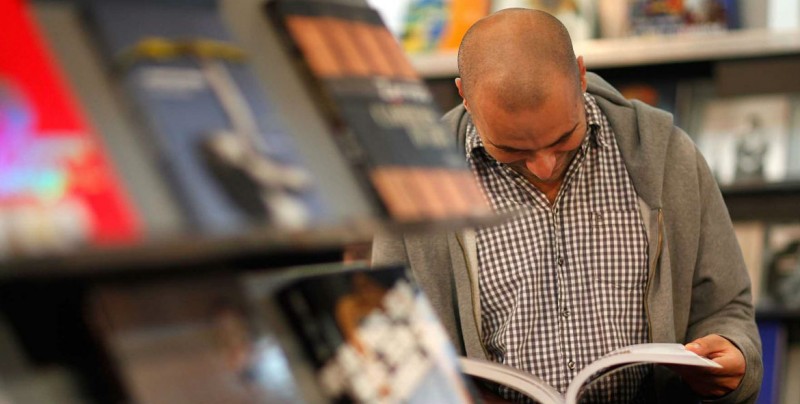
[525,152,556,179]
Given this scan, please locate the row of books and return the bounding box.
[0,0,493,265]
[380,0,799,54]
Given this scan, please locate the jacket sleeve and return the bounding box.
[371,231,410,268]
[685,148,763,404]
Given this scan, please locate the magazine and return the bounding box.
[461,343,721,404]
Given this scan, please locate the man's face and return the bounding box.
[467,75,588,186]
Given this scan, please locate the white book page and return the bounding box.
[459,357,565,404]
[565,343,721,404]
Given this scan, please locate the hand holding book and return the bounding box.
[672,334,747,398]
[461,343,722,404]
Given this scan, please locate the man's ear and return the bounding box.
[455,77,470,111]
[577,56,587,92]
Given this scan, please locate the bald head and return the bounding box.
[457,8,579,110]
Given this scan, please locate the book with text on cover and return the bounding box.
[462,343,721,404]
[266,0,493,225]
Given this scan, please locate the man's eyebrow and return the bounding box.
[486,122,579,152]
[485,139,527,153]
[543,122,580,149]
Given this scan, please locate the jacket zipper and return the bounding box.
[644,209,663,343]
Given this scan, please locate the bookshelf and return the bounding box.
[411,29,800,226]
[0,0,496,402]
[410,28,800,78]
[410,24,800,404]
[409,21,800,379]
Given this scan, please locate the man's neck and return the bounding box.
[531,178,561,206]
[511,168,564,206]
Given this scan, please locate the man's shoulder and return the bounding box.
[441,104,470,153]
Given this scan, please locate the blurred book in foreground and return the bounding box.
[0,0,141,259]
[244,264,479,403]
[267,0,493,226]
[84,1,329,234]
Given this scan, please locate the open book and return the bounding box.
[460,343,721,404]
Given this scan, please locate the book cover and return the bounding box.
[85,1,328,234]
[243,264,479,403]
[616,79,678,116]
[90,276,307,404]
[401,0,448,53]
[0,0,140,258]
[696,94,792,187]
[33,1,187,239]
[491,0,596,41]
[402,0,489,53]
[267,0,492,224]
[629,0,738,36]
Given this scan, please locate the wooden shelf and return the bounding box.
[410,29,800,78]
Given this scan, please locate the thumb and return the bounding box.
[684,334,721,357]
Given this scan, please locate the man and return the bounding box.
[372,8,761,403]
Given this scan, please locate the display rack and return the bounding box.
[3,1,800,402]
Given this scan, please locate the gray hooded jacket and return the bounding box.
[372,73,761,403]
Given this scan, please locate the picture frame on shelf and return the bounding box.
[696,93,793,187]
[762,222,800,311]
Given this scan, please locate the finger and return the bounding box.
[685,334,728,357]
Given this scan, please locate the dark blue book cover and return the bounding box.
[86,1,328,233]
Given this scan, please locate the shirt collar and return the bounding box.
[465,92,608,160]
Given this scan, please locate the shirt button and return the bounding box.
[557,256,564,266]
[568,360,575,370]
[562,309,570,318]
[553,207,559,214]
[594,213,603,225]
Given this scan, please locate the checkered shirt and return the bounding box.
[467,93,652,402]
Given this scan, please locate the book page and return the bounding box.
[566,343,721,404]
[459,357,565,404]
